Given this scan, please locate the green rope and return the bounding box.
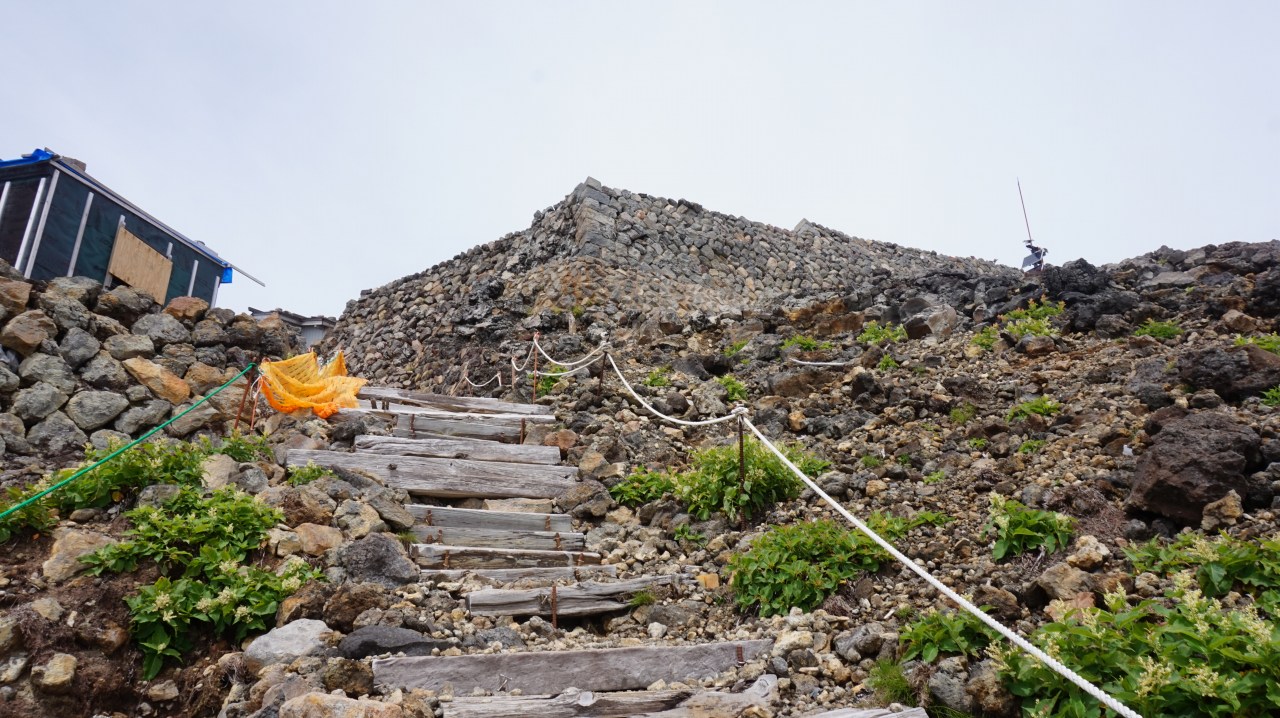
[0,362,257,522]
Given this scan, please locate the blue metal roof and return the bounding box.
[0,148,54,169]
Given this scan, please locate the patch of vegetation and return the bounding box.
[1004,297,1065,322]
[1235,333,1280,355]
[899,608,996,663]
[673,523,706,546]
[896,454,913,467]
[971,325,1000,351]
[205,432,272,463]
[781,334,834,351]
[996,580,1280,718]
[1126,532,1280,606]
[0,437,212,543]
[82,487,321,679]
[1133,318,1183,340]
[982,494,1074,561]
[999,299,1065,340]
[608,468,676,507]
[860,454,884,469]
[1018,439,1047,454]
[967,437,989,451]
[643,366,671,387]
[858,321,907,345]
[727,512,951,616]
[1263,386,1280,407]
[866,660,917,707]
[717,374,748,402]
[286,462,334,487]
[924,470,946,485]
[673,439,828,521]
[533,367,568,397]
[628,590,656,608]
[723,339,749,358]
[1006,396,1062,422]
[949,403,977,425]
[877,354,899,371]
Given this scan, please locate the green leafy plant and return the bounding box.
[628,590,656,608]
[896,454,913,467]
[1006,396,1062,422]
[1235,333,1280,355]
[673,439,828,522]
[728,513,950,616]
[1133,318,1183,340]
[1004,298,1065,321]
[533,367,567,397]
[866,660,917,706]
[717,374,748,402]
[924,470,946,485]
[860,454,884,469]
[82,487,321,679]
[205,432,272,463]
[858,321,907,345]
[999,298,1065,341]
[781,334,834,351]
[877,354,899,371]
[673,523,706,546]
[1018,439,1047,454]
[949,403,977,425]
[1003,315,1056,340]
[899,608,996,663]
[608,468,675,506]
[286,462,334,487]
[1263,386,1280,407]
[723,339,749,358]
[1126,532,1280,606]
[971,325,1000,351]
[997,581,1280,718]
[967,437,989,450]
[982,494,1074,561]
[643,366,671,387]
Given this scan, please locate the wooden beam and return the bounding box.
[355,435,563,465]
[412,543,601,570]
[466,576,686,617]
[341,410,546,443]
[360,385,553,416]
[804,710,929,718]
[286,450,580,499]
[408,505,573,533]
[373,640,773,694]
[444,690,691,718]
[421,565,617,583]
[410,525,585,552]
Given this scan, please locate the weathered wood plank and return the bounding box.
[410,525,585,552]
[342,410,539,442]
[360,385,553,416]
[412,543,601,570]
[355,435,563,465]
[286,450,579,499]
[407,505,573,533]
[444,690,691,718]
[351,405,556,425]
[421,565,617,583]
[374,640,773,694]
[466,576,685,617]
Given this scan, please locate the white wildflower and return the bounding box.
[152,592,172,609]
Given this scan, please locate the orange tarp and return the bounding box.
[258,351,366,420]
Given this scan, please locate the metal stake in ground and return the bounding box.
[737,414,747,529]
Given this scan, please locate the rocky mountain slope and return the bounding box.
[3,179,1280,718]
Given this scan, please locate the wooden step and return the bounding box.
[372,639,773,694]
[286,450,580,499]
[356,435,563,465]
[443,674,780,718]
[409,525,586,552]
[421,565,618,583]
[412,543,602,570]
[408,505,573,533]
[343,409,539,442]
[360,385,553,416]
[466,575,686,617]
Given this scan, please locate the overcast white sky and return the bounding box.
[4,2,1277,317]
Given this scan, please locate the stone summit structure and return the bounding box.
[325,179,1025,387]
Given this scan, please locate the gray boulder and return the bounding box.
[13,382,69,422]
[81,353,130,390]
[337,533,418,587]
[66,391,131,431]
[113,400,172,435]
[58,327,100,369]
[243,618,336,673]
[18,353,76,394]
[336,626,448,659]
[27,411,88,454]
[131,313,190,348]
[103,334,154,361]
[36,293,91,331]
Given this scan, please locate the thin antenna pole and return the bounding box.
[1017,178,1034,243]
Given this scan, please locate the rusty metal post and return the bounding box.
[532,332,540,399]
[232,359,263,433]
[550,584,559,630]
[520,417,526,444]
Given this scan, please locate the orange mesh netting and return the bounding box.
[258,351,367,420]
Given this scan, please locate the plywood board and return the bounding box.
[108,226,172,302]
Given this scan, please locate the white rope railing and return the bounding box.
[463,372,502,388]
[463,334,1144,718]
[533,332,609,368]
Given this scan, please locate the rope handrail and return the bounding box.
[533,333,609,369]
[0,363,258,523]
[512,336,1143,718]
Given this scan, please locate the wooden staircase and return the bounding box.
[285,386,922,718]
